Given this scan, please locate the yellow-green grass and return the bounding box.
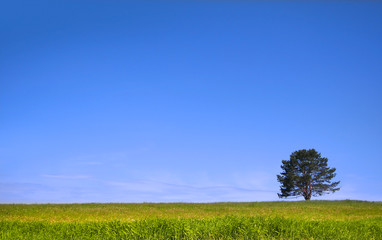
[1,200,381,223]
[1,200,381,239]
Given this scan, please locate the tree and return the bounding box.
[277,149,340,201]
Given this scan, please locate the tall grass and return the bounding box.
[1,200,381,222]
[1,216,381,239]
[1,201,381,239]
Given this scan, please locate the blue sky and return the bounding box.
[1,1,381,203]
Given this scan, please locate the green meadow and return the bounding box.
[1,200,381,239]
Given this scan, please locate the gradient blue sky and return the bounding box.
[1,1,382,203]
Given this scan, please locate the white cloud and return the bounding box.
[41,174,90,179]
[77,161,103,165]
[232,171,278,192]
[3,171,379,203]
[101,172,280,202]
[105,180,166,193]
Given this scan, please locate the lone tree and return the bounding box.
[277,149,340,201]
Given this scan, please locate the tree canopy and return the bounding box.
[277,149,340,200]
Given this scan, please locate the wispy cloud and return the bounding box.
[0,182,54,203]
[3,171,370,203]
[41,174,90,179]
[76,162,103,165]
[106,180,165,193]
[103,175,279,202]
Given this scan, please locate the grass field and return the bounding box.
[1,200,381,239]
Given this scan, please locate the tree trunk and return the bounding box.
[306,180,312,200]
